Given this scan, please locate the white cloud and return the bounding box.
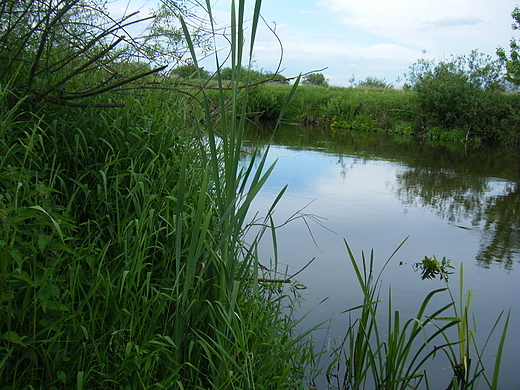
[318,0,513,57]
[418,15,484,31]
[107,0,519,86]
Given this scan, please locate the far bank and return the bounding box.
[243,83,520,146]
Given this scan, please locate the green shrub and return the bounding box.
[407,50,515,143]
[355,76,394,89]
[302,72,329,87]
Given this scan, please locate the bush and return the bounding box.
[497,6,520,86]
[218,67,288,84]
[407,50,510,142]
[172,62,210,79]
[356,76,394,90]
[302,73,329,87]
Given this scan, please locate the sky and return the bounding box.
[109,0,517,87]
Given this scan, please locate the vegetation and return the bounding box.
[497,6,520,86]
[218,66,289,84]
[407,50,513,144]
[355,76,394,90]
[245,52,520,144]
[0,1,313,388]
[0,0,512,389]
[326,242,510,390]
[303,72,329,87]
[171,62,210,79]
[247,84,418,129]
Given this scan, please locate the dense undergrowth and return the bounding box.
[0,86,317,388]
[0,1,313,388]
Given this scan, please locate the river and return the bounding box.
[243,122,520,389]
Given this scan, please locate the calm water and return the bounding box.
[243,123,520,389]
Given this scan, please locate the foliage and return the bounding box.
[219,66,288,84]
[413,255,454,280]
[436,263,510,390]
[331,114,383,134]
[247,84,417,127]
[303,72,329,87]
[172,62,210,79]
[0,0,167,108]
[265,71,290,83]
[356,76,394,89]
[0,1,316,389]
[497,6,520,86]
[144,0,212,66]
[407,50,508,142]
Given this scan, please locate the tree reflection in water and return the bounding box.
[395,167,520,270]
[244,122,520,270]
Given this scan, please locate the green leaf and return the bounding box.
[2,331,28,346]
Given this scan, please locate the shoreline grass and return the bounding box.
[323,242,510,390]
[0,1,316,388]
[244,83,520,145]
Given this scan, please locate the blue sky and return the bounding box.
[109,0,516,87]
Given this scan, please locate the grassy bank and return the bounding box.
[0,87,319,389]
[0,1,314,388]
[245,83,520,145]
[248,84,417,129]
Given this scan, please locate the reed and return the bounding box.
[0,1,316,389]
[326,242,509,390]
[435,263,510,390]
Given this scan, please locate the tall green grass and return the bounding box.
[325,242,510,390]
[0,1,316,389]
[246,84,418,130]
[245,82,520,145]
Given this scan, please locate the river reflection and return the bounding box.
[242,122,520,389]
[244,122,520,270]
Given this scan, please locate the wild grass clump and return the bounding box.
[247,84,418,130]
[325,241,510,390]
[0,1,316,389]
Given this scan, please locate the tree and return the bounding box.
[143,0,212,67]
[407,50,506,139]
[303,73,329,87]
[497,6,520,86]
[264,72,289,84]
[172,62,209,79]
[356,76,393,89]
[0,0,210,108]
[218,67,288,84]
[0,0,167,107]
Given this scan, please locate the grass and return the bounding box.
[246,83,420,130]
[324,241,510,390]
[244,82,520,145]
[0,1,317,388]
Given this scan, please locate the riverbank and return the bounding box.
[244,83,520,145]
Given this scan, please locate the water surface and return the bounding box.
[243,123,520,389]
